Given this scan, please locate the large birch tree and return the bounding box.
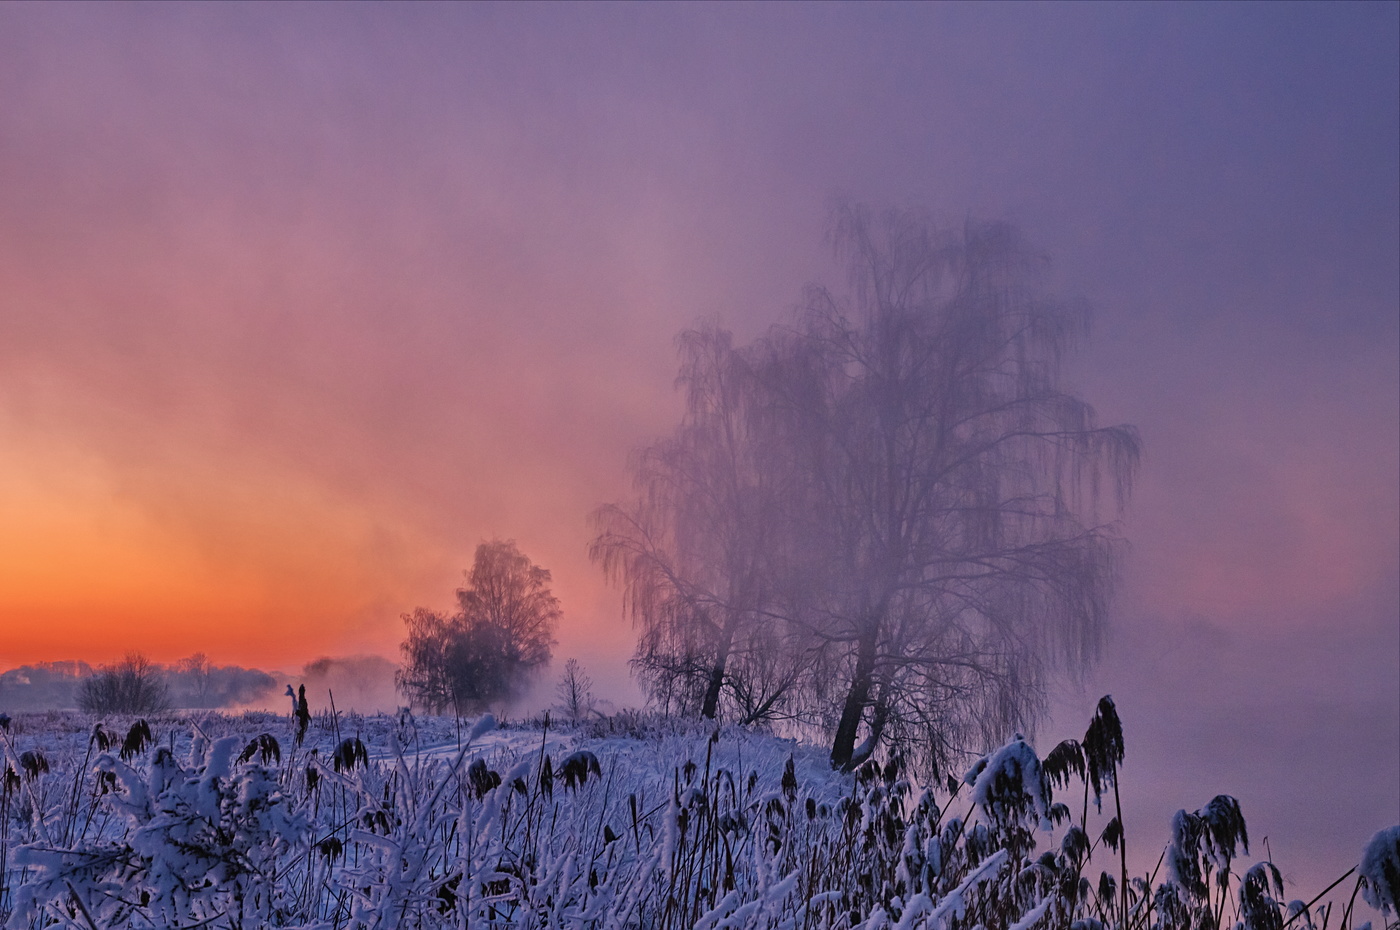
[596,205,1138,771]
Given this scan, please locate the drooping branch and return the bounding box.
[594,205,1137,772]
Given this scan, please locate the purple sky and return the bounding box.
[0,2,1395,893]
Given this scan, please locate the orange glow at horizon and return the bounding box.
[0,415,448,671]
[0,366,642,682]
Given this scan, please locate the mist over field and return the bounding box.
[0,655,405,715]
[0,1,1396,914]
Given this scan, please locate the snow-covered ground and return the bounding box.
[0,708,1391,929]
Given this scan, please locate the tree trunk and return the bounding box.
[700,657,726,719]
[700,618,735,719]
[829,626,879,769]
[846,687,888,770]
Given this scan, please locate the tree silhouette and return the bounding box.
[398,540,560,714]
[77,653,171,715]
[554,658,595,724]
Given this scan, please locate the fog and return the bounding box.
[0,3,1395,889]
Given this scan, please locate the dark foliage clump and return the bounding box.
[237,733,282,766]
[467,759,501,799]
[18,750,47,780]
[332,737,369,773]
[119,720,153,761]
[560,750,601,790]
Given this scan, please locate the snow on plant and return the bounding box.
[6,730,313,928]
[0,704,1392,929]
[965,734,1052,835]
[1359,825,1399,917]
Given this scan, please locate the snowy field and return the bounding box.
[0,707,1392,929]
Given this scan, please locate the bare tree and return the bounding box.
[78,653,171,715]
[554,658,595,724]
[591,326,813,724]
[172,653,212,706]
[397,539,561,714]
[764,205,1138,770]
[596,204,1138,772]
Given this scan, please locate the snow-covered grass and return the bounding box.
[0,704,1392,929]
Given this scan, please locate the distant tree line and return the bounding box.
[0,660,94,712]
[592,204,1139,772]
[0,654,277,714]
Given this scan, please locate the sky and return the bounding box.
[1,1,1396,891]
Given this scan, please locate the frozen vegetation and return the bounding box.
[0,701,1393,929]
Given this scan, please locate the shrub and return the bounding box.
[77,653,171,715]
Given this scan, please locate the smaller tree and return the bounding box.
[555,658,595,724]
[397,539,560,714]
[78,653,171,715]
[170,653,212,706]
